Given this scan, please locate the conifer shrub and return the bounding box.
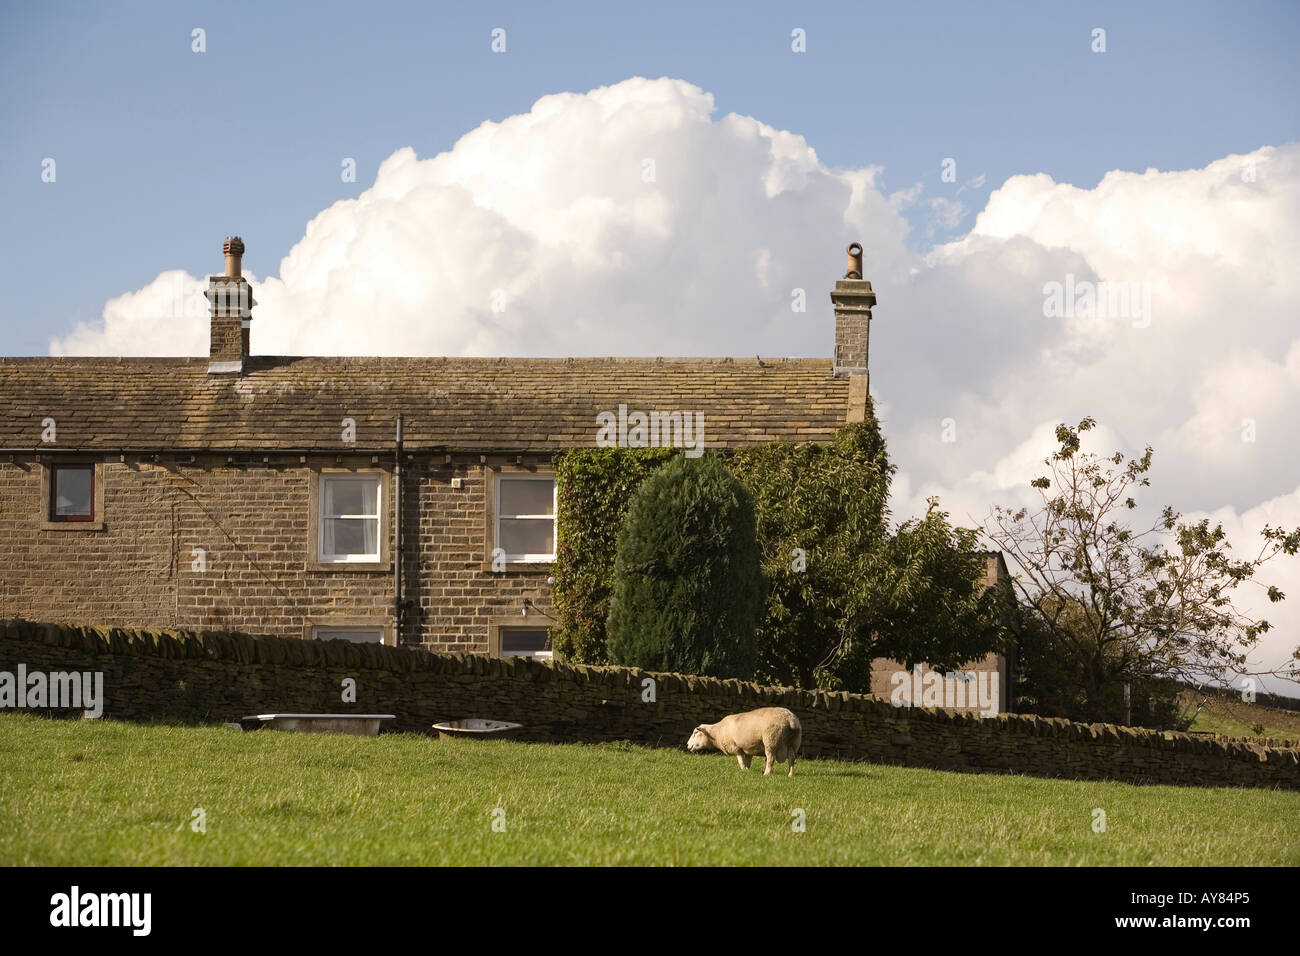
[605,453,763,679]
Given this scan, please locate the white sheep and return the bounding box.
[686,706,802,777]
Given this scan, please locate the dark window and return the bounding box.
[500,628,552,659]
[312,627,384,644]
[50,465,94,522]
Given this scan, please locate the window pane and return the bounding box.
[324,477,378,516]
[54,468,93,517]
[501,628,551,656]
[314,628,383,643]
[499,518,554,557]
[499,478,554,516]
[323,517,379,558]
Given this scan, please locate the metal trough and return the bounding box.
[244,713,395,736]
[432,718,523,740]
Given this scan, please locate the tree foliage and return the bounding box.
[605,453,763,679]
[853,502,1011,685]
[988,417,1300,722]
[727,422,890,688]
[552,447,677,664]
[554,413,1008,692]
[1010,593,1184,726]
[729,420,1007,692]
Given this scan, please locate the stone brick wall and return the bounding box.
[0,454,553,654]
[3,620,1296,791]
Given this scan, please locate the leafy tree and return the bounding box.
[988,417,1300,723]
[1010,593,1182,727]
[730,418,1007,691]
[556,414,1007,691]
[605,453,763,679]
[728,422,891,688]
[845,502,1011,688]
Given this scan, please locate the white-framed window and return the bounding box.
[499,627,553,661]
[312,626,385,644]
[494,475,556,563]
[319,474,382,563]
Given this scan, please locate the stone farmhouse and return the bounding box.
[0,237,1010,712]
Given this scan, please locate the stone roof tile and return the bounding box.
[0,355,849,452]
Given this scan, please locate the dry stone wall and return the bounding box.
[2,619,1297,791]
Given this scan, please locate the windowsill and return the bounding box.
[307,559,392,573]
[40,519,105,532]
[479,558,555,573]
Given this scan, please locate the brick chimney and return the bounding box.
[206,236,255,375]
[831,242,874,422]
[831,242,875,378]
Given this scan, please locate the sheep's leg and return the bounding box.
[787,756,795,778]
[736,753,751,771]
[763,750,775,776]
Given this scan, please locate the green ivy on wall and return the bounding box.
[551,446,677,664]
[552,405,1006,692]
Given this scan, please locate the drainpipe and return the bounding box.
[394,414,403,645]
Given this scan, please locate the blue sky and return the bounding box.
[1,0,1297,355]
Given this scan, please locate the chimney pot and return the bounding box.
[223,235,245,277]
[845,242,863,280]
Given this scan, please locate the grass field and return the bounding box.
[1182,689,1300,745]
[1,714,1297,866]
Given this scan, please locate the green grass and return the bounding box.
[1,714,1296,866]
[1181,690,1300,745]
